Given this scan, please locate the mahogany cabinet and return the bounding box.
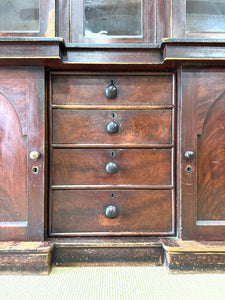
[49,73,175,238]
[0,1,225,274]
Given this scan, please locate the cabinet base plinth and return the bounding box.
[0,242,54,275]
[163,240,225,273]
[52,238,164,267]
[1,239,225,274]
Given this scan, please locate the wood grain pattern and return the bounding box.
[156,0,172,42]
[56,0,70,42]
[52,74,173,105]
[50,189,173,235]
[51,149,172,186]
[181,68,225,240]
[197,91,225,220]
[52,109,172,145]
[180,68,198,240]
[0,67,45,241]
[0,93,27,223]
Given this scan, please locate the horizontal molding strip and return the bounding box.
[196,221,225,226]
[51,144,174,149]
[51,185,174,190]
[0,221,27,227]
[51,105,174,110]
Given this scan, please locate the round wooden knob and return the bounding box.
[105,205,118,219]
[106,121,119,134]
[105,162,119,174]
[184,150,195,160]
[106,80,117,99]
[29,151,41,160]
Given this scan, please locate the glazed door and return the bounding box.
[0,67,45,241]
[0,0,55,37]
[180,67,225,240]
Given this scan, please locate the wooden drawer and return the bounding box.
[50,190,174,235]
[52,109,172,145]
[51,149,172,187]
[52,74,173,106]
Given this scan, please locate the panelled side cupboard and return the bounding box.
[0,0,225,274]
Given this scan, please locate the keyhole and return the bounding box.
[110,193,116,199]
[111,113,117,119]
[186,166,192,173]
[32,166,39,175]
[110,151,116,158]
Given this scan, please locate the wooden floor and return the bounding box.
[0,266,224,299]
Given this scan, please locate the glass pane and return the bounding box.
[85,0,142,37]
[0,0,39,32]
[186,0,225,32]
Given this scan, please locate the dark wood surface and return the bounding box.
[52,109,172,146]
[50,189,173,235]
[51,74,173,106]
[1,1,225,272]
[181,68,225,240]
[51,148,172,186]
[53,245,164,267]
[0,242,53,274]
[49,70,174,239]
[52,237,164,266]
[198,91,225,221]
[0,67,45,241]
[163,239,225,273]
[56,0,70,42]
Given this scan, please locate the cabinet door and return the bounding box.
[70,0,154,44]
[181,67,225,240]
[172,0,225,39]
[0,0,55,37]
[0,67,45,241]
[186,0,225,38]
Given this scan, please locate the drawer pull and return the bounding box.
[106,80,117,99]
[184,150,195,160]
[29,151,41,160]
[106,121,119,134]
[105,162,119,174]
[105,205,118,219]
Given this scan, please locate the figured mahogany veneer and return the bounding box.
[51,148,172,187]
[49,72,174,237]
[0,67,45,241]
[50,190,174,236]
[52,109,172,146]
[52,75,173,106]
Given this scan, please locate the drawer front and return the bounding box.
[52,109,172,145]
[52,75,173,106]
[51,149,172,186]
[50,190,174,235]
